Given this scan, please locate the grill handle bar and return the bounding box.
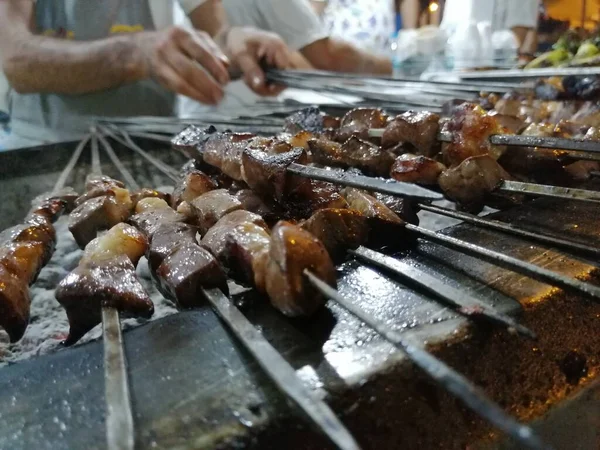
[304,271,550,450]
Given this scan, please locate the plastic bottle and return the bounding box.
[477,21,494,67]
[446,20,482,70]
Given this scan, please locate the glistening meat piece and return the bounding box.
[170,169,217,208]
[265,221,336,317]
[0,241,46,285]
[283,130,315,151]
[68,194,131,248]
[155,242,228,308]
[31,187,78,215]
[283,106,326,134]
[202,132,256,181]
[129,198,186,237]
[233,189,276,221]
[0,266,30,343]
[131,188,172,209]
[309,136,396,176]
[341,188,408,247]
[200,210,270,290]
[390,153,447,184]
[301,208,369,261]
[438,154,512,213]
[171,125,217,159]
[336,108,388,142]
[148,222,199,272]
[442,103,506,167]
[75,176,129,207]
[56,255,154,345]
[0,220,56,266]
[242,146,308,200]
[189,189,243,234]
[373,193,420,226]
[56,223,153,345]
[381,111,440,157]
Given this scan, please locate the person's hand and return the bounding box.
[137,26,230,105]
[225,27,290,96]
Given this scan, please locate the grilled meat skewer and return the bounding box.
[56,223,154,345]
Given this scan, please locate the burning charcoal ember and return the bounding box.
[390,153,447,185]
[189,189,244,234]
[155,242,228,308]
[381,111,440,157]
[336,107,388,142]
[301,208,369,261]
[265,222,336,317]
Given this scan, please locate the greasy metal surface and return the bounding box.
[500,180,600,205]
[0,147,599,449]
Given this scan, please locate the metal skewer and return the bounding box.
[499,180,600,204]
[203,288,361,450]
[368,128,600,157]
[418,203,600,260]
[350,247,536,339]
[303,271,549,450]
[105,131,362,450]
[591,170,600,178]
[91,128,136,450]
[406,224,600,302]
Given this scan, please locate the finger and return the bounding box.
[235,51,269,94]
[162,50,224,104]
[154,62,216,105]
[204,34,232,68]
[274,47,290,69]
[179,32,230,85]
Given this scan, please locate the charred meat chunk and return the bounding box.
[201,210,270,290]
[148,222,199,272]
[171,125,217,159]
[155,242,228,309]
[233,189,276,221]
[202,132,256,181]
[131,188,172,209]
[373,194,420,226]
[381,111,440,157]
[283,106,326,134]
[170,169,217,208]
[336,107,388,142]
[390,153,446,184]
[265,222,336,317]
[56,255,154,345]
[81,223,148,267]
[342,188,407,247]
[443,103,506,167]
[0,221,56,266]
[69,196,129,248]
[0,241,46,285]
[439,155,512,213]
[301,208,369,261]
[189,189,244,234]
[0,266,30,343]
[242,146,307,200]
[309,136,396,177]
[129,199,186,237]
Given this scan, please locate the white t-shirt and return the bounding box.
[179,0,329,118]
[441,0,539,33]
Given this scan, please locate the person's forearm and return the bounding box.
[2,33,147,94]
[303,39,393,75]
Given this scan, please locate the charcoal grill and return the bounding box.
[0,100,599,450]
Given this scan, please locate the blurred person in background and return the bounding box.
[441,0,540,54]
[0,0,291,150]
[180,0,392,117]
[322,0,397,53]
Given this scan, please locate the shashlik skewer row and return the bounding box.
[0,190,76,342]
[181,131,600,304]
[161,159,546,449]
[106,128,549,449]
